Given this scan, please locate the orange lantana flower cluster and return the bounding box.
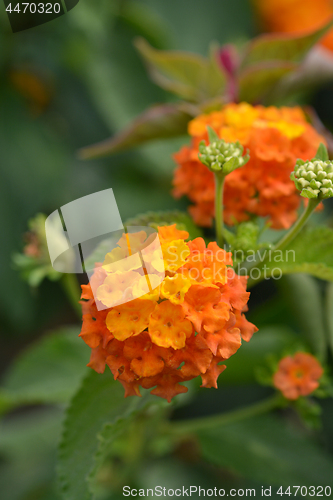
[173,103,324,229]
[273,352,323,400]
[79,225,257,402]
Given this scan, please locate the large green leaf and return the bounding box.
[252,227,333,283]
[198,414,333,486]
[0,327,88,412]
[79,103,191,159]
[135,38,226,102]
[240,18,333,68]
[57,370,142,500]
[277,227,333,280]
[278,275,327,362]
[238,61,296,103]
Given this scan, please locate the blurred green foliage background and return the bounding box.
[1,2,333,500]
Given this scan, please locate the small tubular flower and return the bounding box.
[173,103,325,229]
[79,226,257,402]
[273,352,324,400]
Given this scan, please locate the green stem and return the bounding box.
[273,198,321,252]
[246,198,320,288]
[60,273,82,318]
[215,173,226,248]
[169,395,282,435]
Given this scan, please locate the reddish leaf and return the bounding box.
[238,61,296,103]
[79,103,192,159]
[135,38,226,102]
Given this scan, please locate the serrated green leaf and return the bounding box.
[57,370,141,500]
[278,275,326,362]
[88,396,172,496]
[252,227,333,283]
[79,103,191,159]
[238,61,296,103]
[278,227,333,280]
[135,38,225,102]
[1,327,88,411]
[88,420,131,492]
[198,414,333,486]
[241,18,333,68]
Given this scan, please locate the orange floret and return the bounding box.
[158,224,189,243]
[79,226,257,402]
[201,358,227,389]
[106,298,156,341]
[149,300,193,349]
[181,285,229,333]
[173,103,325,230]
[273,352,324,400]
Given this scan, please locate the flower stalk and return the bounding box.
[246,198,320,288]
[214,172,226,248]
[168,394,283,435]
[198,126,249,248]
[246,144,333,287]
[273,198,321,253]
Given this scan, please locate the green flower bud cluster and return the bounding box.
[198,138,249,175]
[291,159,333,199]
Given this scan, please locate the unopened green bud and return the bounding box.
[291,159,333,199]
[198,126,249,175]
